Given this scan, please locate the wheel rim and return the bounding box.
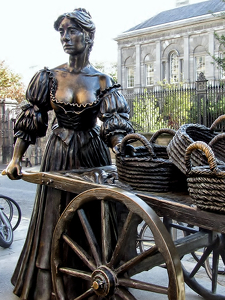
[51,188,184,300]
[0,195,21,231]
[163,218,225,300]
[0,211,13,244]
[0,196,13,222]
[183,233,225,300]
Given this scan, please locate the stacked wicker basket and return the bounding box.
[166,114,225,213]
[116,130,186,193]
[116,115,225,213]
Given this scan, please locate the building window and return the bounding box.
[170,52,179,83]
[219,52,225,79]
[146,64,154,85]
[127,67,134,88]
[195,56,205,79]
[162,61,166,81]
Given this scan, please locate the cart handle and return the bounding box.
[119,133,155,157]
[184,141,218,173]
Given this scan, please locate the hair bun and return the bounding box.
[74,8,92,18]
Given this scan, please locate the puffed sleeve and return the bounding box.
[14,68,53,144]
[98,84,134,147]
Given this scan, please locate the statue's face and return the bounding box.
[59,17,86,55]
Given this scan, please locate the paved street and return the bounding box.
[0,164,217,299]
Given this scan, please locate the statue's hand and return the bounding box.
[2,159,22,180]
[113,143,136,157]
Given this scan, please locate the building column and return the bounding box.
[207,30,215,80]
[117,46,122,85]
[135,44,141,89]
[184,35,190,82]
[155,41,161,83]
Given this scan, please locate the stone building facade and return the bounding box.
[115,0,225,92]
[0,99,18,164]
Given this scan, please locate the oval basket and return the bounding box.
[116,133,185,192]
[167,115,225,174]
[185,141,225,213]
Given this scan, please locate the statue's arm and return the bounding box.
[4,138,30,180]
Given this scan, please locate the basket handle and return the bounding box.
[185,141,218,173]
[210,114,225,131]
[120,133,155,157]
[149,128,176,144]
[209,133,225,147]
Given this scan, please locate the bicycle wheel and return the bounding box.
[0,210,13,248]
[0,195,13,222]
[0,195,22,231]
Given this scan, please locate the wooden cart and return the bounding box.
[20,165,225,300]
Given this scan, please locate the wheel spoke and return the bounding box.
[78,208,101,266]
[101,200,111,264]
[74,288,94,300]
[62,234,96,271]
[118,277,168,294]
[59,267,92,281]
[189,244,214,278]
[115,244,158,275]
[115,287,136,300]
[212,249,219,293]
[108,211,133,268]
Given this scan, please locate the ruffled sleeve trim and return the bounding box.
[98,85,134,147]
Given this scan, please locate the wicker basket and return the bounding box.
[185,141,225,213]
[150,128,176,159]
[129,128,176,159]
[167,115,225,174]
[116,133,185,192]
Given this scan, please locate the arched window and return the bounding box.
[195,56,205,80]
[219,50,225,79]
[194,46,206,80]
[125,57,135,88]
[146,63,154,86]
[170,51,179,83]
[127,67,134,88]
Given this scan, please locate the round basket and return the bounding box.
[185,141,225,213]
[167,115,225,174]
[116,133,184,192]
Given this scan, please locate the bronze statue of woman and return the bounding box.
[4,8,133,300]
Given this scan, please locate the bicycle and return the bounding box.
[0,195,22,231]
[0,204,13,248]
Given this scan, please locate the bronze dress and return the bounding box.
[11,68,134,299]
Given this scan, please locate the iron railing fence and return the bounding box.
[122,81,225,133]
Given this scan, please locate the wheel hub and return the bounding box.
[91,266,116,296]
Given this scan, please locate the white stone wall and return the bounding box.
[116,14,225,91]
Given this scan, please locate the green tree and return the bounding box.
[0,61,25,103]
[211,1,225,72]
[130,90,167,133]
[158,82,194,130]
[92,61,117,83]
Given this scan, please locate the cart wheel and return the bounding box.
[182,232,225,300]
[51,188,184,300]
[163,218,225,300]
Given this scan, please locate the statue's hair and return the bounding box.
[54,8,95,50]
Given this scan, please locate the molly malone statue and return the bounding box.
[4,8,134,300]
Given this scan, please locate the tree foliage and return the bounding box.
[92,61,118,83]
[211,1,225,71]
[0,61,25,103]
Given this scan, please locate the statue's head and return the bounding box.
[54,8,96,53]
